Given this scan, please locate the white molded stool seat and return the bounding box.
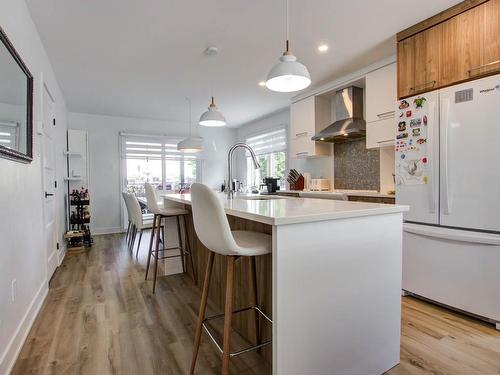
[190,183,271,257]
[231,231,271,256]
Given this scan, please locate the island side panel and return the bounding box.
[273,213,403,375]
[183,209,273,363]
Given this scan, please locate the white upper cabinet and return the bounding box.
[290,96,332,158]
[365,63,397,122]
[365,63,397,148]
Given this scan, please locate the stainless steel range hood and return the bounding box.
[312,86,366,143]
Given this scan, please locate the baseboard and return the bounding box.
[57,243,67,266]
[91,226,125,235]
[0,281,48,374]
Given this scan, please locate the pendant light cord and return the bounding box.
[285,0,289,52]
[186,97,192,137]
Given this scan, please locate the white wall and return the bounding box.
[68,111,236,234]
[0,0,68,372]
[235,108,334,185]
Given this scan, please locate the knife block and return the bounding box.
[290,175,305,191]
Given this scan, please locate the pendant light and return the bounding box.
[199,46,227,127]
[199,95,226,127]
[178,98,203,153]
[265,0,311,93]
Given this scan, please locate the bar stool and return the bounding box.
[126,193,163,256]
[144,183,196,293]
[189,183,272,375]
[122,192,133,243]
[122,192,157,250]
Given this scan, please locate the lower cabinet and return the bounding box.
[348,195,396,204]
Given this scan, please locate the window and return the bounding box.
[245,128,286,188]
[120,134,202,198]
[0,121,19,150]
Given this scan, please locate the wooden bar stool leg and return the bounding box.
[222,255,235,375]
[183,215,197,284]
[128,224,133,248]
[250,256,260,346]
[145,214,157,280]
[176,215,186,273]
[135,229,143,257]
[152,216,162,293]
[190,251,215,375]
[130,226,137,251]
[126,221,131,240]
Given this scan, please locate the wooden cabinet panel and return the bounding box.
[440,4,482,86]
[413,25,441,93]
[479,0,500,76]
[397,37,415,98]
[397,0,500,98]
[347,195,396,204]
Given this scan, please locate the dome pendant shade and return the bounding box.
[266,52,311,93]
[199,96,226,127]
[177,136,203,153]
[178,97,203,153]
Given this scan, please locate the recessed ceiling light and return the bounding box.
[318,44,329,53]
[258,81,266,87]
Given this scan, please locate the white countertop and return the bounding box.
[163,193,407,226]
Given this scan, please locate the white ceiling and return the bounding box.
[26,0,461,127]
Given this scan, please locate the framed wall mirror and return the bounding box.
[0,26,33,163]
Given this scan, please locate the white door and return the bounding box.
[42,85,58,279]
[395,90,439,225]
[439,75,500,232]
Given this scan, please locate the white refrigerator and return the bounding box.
[395,74,500,328]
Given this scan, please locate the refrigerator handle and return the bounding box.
[427,101,437,214]
[403,223,500,245]
[441,98,451,214]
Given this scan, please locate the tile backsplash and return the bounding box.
[334,139,380,190]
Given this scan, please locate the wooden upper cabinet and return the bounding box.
[413,25,441,93]
[397,25,441,98]
[397,37,415,98]
[439,4,482,86]
[479,0,500,76]
[397,0,500,99]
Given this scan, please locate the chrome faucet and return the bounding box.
[226,143,260,198]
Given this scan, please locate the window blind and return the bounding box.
[245,127,286,156]
[120,134,199,160]
[0,121,19,149]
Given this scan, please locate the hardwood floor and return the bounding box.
[11,233,500,375]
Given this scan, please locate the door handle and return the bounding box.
[45,192,54,198]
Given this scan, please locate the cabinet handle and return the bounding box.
[377,140,394,147]
[410,80,436,92]
[295,132,308,137]
[296,151,309,156]
[376,110,395,119]
[468,60,500,76]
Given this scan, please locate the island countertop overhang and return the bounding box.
[162,193,409,226]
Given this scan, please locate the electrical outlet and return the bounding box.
[11,279,17,302]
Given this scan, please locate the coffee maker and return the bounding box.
[260,177,280,194]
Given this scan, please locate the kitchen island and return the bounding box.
[163,193,408,375]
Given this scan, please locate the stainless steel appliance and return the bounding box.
[312,86,366,143]
[260,177,280,194]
